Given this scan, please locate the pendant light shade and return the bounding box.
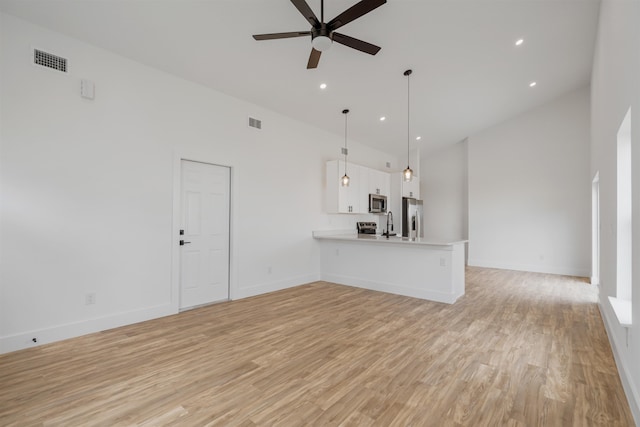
[403,69,413,182]
[341,109,350,187]
[403,165,413,181]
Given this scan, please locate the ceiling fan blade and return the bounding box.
[253,31,311,40]
[307,48,321,69]
[291,0,320,27]
[332,32,381,55]
[327,0,386,31]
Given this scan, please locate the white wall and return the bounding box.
[420,140,468,242]
[0,13,398,353]
[591,0,640,422]
[467,87,591,277]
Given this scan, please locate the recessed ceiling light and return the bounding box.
[416,136,422,140]
[515,38,524,46]
[379,116,386,121]
[319,83,327,89]
[529,81,537,87]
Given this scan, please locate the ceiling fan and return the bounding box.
[252,0,386,69]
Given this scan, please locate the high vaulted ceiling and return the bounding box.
[0,0,600,157]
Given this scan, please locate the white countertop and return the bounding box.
[313,231,467,248]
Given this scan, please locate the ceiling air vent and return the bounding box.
[33,49,67,73]
[248,117,262,130]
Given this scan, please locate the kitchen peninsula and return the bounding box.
[313,231,467,304]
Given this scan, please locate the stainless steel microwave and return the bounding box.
[369,193,387,213]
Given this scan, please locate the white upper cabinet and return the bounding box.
[402,178,420,199]
[326,160,362,214]
[368,168,391,197]
[326,160,390,214]
[389,172,420,219]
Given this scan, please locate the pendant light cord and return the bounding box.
[407,71,410,166]
[343,109,349,175]
[402,69,413,181]
[344,113,348,173]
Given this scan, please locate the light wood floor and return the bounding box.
[0,267,634,426]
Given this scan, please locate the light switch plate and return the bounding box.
[81,79,95,100]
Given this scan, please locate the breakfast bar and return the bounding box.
[313,231,467,304]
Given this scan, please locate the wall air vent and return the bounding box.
[33,49,67,73]
[248,117,262,130]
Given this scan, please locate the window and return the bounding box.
[609,107,632,327]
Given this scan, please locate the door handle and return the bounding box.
[180,240,191,246]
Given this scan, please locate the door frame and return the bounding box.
[171,152,237,312]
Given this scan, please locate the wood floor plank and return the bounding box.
[0,267,635,426]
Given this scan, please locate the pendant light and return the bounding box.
[341,109,350,187]
[403,69,413,182]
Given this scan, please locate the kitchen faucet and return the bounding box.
[384,211,395,238]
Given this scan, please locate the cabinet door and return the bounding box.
[368,169,390,196]
[337,181,359,213]
[402,178,420,199]
[345,163,373,214]
[327,160,360,213]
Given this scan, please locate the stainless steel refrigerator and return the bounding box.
[402,197,424,239]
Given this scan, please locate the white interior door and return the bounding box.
[180,160,230,309]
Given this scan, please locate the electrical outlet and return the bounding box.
[439,257,446,267]
[336,249,340,256]
[626,328,630,348]
[267,266,272,274]
[85,293,96,305]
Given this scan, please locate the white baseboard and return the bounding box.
[0,303,175,355]
[320,272,461,304]
[599,300,640,425]
[233,273,321,300]
[467,258,590,277]
[2,272,323,355]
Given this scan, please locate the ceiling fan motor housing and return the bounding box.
[311,25,332,51]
